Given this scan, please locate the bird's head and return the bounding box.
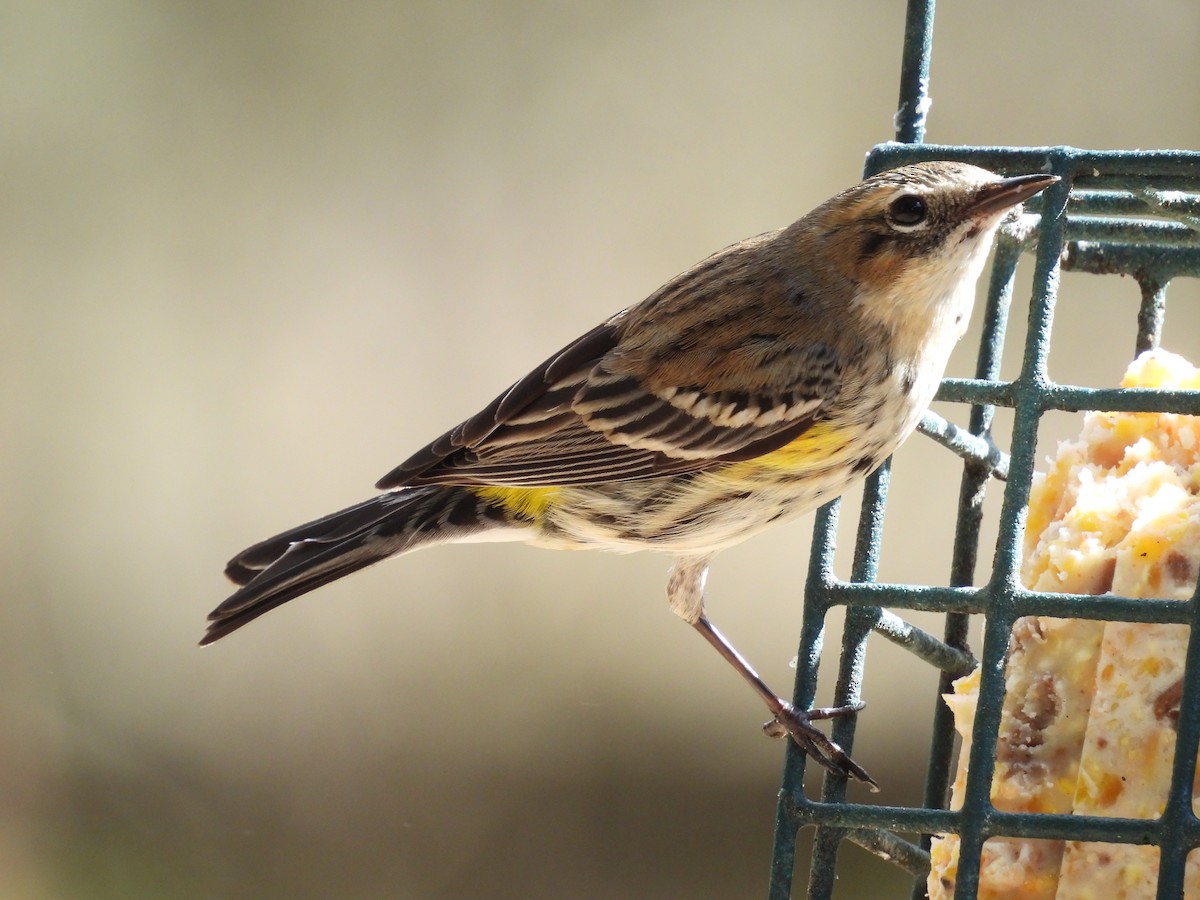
[789,162,1057,347]
[805,161,1058,298]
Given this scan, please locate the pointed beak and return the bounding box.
[967,173,1060,219]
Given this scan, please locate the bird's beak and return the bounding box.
[967,173,1060,219]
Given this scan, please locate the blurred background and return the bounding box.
[4,1,1200,897]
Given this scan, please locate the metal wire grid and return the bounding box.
[767,3,1200,897]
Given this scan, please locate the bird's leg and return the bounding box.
[666,556,878,789]
[695,616,879,790]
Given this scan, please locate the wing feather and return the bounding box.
[376,240,845,491]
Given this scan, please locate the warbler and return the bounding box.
[206,162,1057,788]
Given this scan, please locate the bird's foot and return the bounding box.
[764,701,879,791]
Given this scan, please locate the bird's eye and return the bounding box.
[886,194,927,229]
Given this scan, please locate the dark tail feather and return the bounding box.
[204,486,513,645]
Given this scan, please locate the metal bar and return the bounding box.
[852,463,890,586]
[1037,385,1200,414]
[1154,582,1200,898]
[917,411,1009,481]
[1065,189,1200,219]
[950,161,1075,899]
[788,800,1197,845]
[871,608,975,676]
[847,827,931,878]
[770,500,841,900]
[808,464,895,895]
[1003,591,1193,622]
[910,231,1023,900]
[1062,216,1199,244]
[915,610,972,900]
[867,143,1200,179]
[826,582,1196,624]
[936,379,1200,414]
[787,797,960,832]
[1134,186,1200,228]
[804,825,845,900]
[935,378,1014,406]
[1075,174,1200,192]
[893,0,935,143]
[1063,243,1200,280]
[1135,272,1168,354]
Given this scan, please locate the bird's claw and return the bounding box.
[764,701,879,791]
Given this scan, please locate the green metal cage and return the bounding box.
[768,1,1200,897]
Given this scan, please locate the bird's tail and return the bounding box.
[203,486,516,645]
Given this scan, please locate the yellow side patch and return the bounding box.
[724,422,849,476]
[474,485,560,521]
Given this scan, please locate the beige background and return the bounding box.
[4,2,1200,898]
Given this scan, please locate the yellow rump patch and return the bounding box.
[474,485,560,521]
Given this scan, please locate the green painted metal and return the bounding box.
[768,1,1200,897]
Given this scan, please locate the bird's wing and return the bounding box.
[376,313,843,490]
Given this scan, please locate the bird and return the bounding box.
[205,161,1058,789]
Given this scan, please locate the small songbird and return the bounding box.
[206,162,1057,788]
